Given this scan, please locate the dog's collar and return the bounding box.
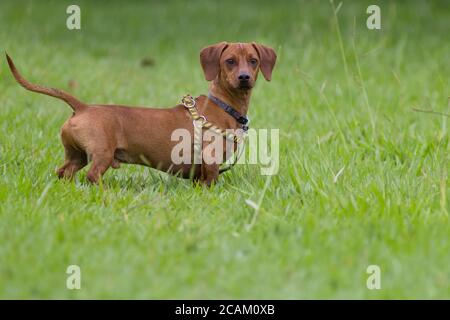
[207,92,249,130]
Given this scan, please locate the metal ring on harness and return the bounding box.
[181,95,196,108]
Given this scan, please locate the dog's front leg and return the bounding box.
[199,138,221,186]
[200,163,219,187]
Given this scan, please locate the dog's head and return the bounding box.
[200,42,277,91]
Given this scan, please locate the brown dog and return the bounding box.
[6,42,276,186]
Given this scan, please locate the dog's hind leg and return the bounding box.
[86,150,115,184]
[57,145,87,179]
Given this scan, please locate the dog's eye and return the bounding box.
[225,59,235,65]
[250,58,258,66]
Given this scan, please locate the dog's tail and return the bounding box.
[5,52,87,112]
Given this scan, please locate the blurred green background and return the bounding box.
[0,0,449,298]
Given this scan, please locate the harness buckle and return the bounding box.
[237,116,248,125]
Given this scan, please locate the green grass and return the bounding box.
[0,0,449,299]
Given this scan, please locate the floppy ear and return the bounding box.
[252,43,277,81]
[200,42,228,81]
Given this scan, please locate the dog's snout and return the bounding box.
[238,73,250,81]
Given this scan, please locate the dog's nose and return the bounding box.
[238,73,250,81]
